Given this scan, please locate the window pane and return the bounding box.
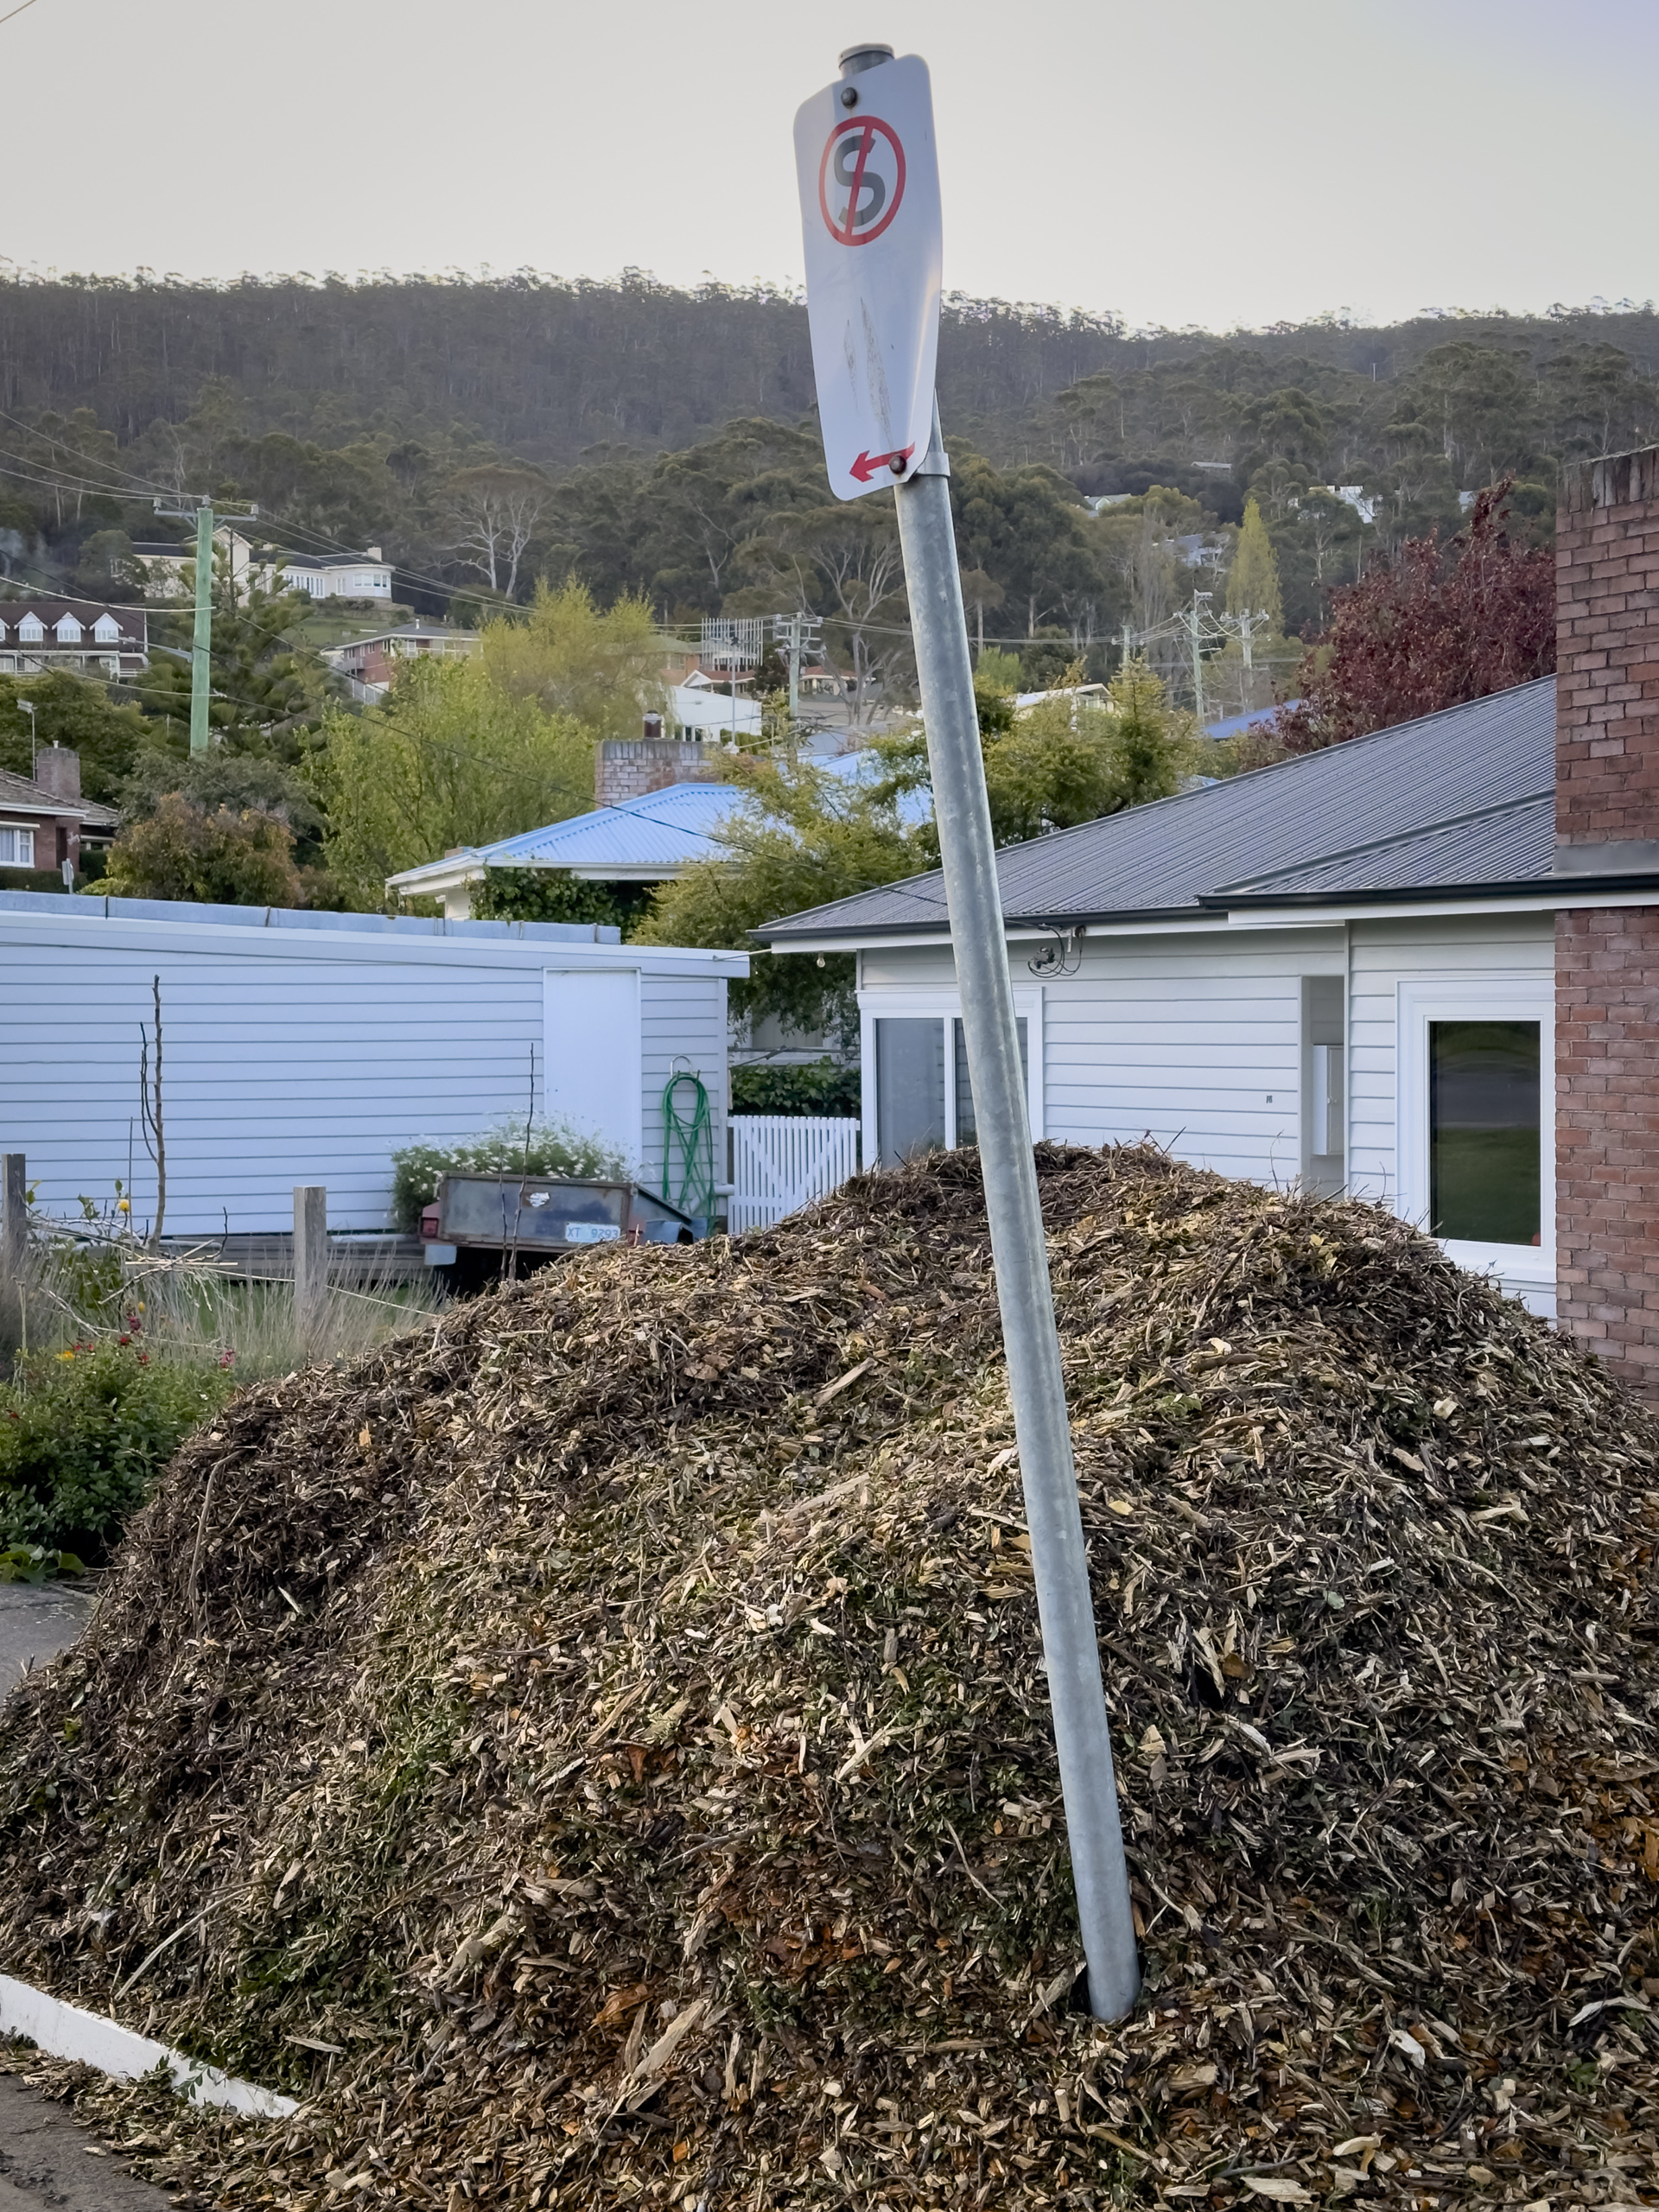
[953,1018,1029,1146]
[874,1018,944,1168]
[1429,1020,1541,1245]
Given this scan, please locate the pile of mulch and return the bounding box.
[1,1142,1657,2212]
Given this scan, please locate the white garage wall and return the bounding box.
[0,898,741,1236]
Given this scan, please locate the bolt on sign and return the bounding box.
[793,52,943,503]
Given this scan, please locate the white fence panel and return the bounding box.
[729,1115,861,1233]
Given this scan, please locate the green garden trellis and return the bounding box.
[661,1069,715,1226]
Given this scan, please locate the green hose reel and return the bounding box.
[661,1067,716,1230]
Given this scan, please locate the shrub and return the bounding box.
[0,1340,234,1560]
[99,793,302,907]
[730,1058,861,1118]
[390,1119,629,1234]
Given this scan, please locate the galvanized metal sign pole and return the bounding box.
[795,44,1140,2021]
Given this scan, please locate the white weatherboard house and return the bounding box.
[757,677,1576,1317]
[0,893,746,1236]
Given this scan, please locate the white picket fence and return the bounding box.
[728,1115,861,1234]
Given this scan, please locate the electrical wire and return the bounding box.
[0,417,1139,655]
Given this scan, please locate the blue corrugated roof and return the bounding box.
[480,782,740,871]
[394,753,932,885]
[1204,702,1295,741]
[758,679,1563,941]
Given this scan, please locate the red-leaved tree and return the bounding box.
[1269,480,1555,753]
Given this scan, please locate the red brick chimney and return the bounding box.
[31,743,81,804]
[1554,446,1659,1393]
[594,719,727,808]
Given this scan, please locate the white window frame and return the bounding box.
[0,827,36,866]
[17,617,43,643]
[857,986,1045,1162]
[1395,976,1554,1294]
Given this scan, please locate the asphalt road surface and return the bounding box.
[0,2075,177,2209]
[0,1583,176,2208]
[0,1579,92,1700]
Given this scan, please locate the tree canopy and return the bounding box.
[1268,482,1555,753]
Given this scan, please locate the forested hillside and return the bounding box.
[4,271,1656,474]
[3,273,1657,698]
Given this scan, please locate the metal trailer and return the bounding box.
[420,1173,698,1285]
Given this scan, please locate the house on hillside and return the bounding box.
[754,442,1659,1400]
[132,531,392,606]
[133,528,257,603]
[268,546,394,601]
[0,747,118,879]
[0,598,148,679]
[325,622,480,702]
[669,676,763,742]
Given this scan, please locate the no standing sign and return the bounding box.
[793,53,943,502]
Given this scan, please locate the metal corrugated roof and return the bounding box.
[391,753,933,892]
[1216,796,1555,899]
[474,783,741,871]
[758,678,1559,940]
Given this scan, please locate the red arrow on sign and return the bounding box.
[849,443,916,484]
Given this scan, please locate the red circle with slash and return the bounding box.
[817,116,906,246]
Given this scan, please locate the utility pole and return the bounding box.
[1179,593,1214,725]
[188,502,213,755]
[153,496,258,754]
[772,610,823,730]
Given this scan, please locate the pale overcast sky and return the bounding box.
[3,0,1653,329]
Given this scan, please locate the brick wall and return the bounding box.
[1556,445,1659,861]
[1555,445,1659,1394]
[1556,906,1659,1390]
[594,740,725,808]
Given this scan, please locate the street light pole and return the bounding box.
[894,402,1141,2024]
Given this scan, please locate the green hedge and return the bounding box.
[730,1058,861,1118]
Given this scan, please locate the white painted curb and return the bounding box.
[0,1973,296,2119]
